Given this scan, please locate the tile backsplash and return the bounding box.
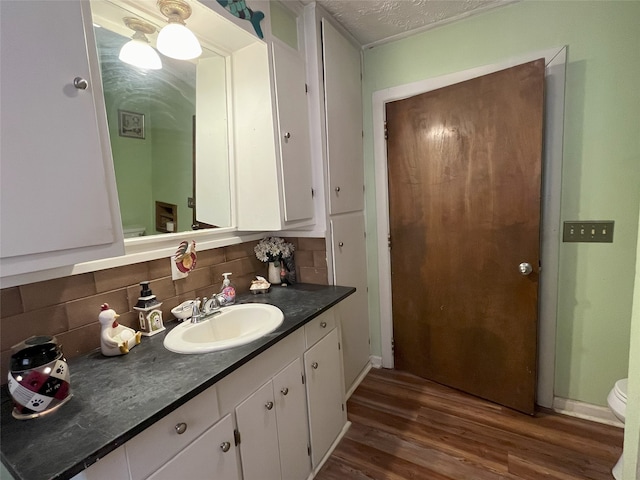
[0,237,328,383]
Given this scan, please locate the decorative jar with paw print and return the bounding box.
[7,336,72,420]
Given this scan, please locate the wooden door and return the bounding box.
[386,60,545,414]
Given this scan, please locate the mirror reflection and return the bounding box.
[92,0,232,237]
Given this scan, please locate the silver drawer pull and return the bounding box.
[320,321,327,328]
[311,362,318,369]
[335,186,341,192]
[220,441,231,452]
[175,422,187,435]
[281,387,289,396]
[265,401,274,410]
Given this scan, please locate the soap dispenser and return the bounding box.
[220,272,236,305]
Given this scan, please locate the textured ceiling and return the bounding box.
[309,0,514,46]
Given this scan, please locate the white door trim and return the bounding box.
[373,46,567,408]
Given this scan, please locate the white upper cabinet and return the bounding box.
[272,42,314,223]
[0,0,124,282]
[234,40,314,231]
[322,19,364,215]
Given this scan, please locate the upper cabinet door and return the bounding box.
[322,20,364,215]
[272,42,314,222]
[0,0,123,281]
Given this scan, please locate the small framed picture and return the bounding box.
[118,110,145,139]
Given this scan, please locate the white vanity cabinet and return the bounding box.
[304,328,346,468]
[126,386,224,480]
[235,358,310,480]
[147,414,240,480]
[0,0,124,282]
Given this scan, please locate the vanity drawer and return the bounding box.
[304,309,336,348]
[126,386,220,480]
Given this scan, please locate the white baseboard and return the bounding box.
[311,421,351,478]
[553,396,624,428]
[346,362,372,399]
[370,355,383,368]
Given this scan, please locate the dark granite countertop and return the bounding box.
[1,283,355,480]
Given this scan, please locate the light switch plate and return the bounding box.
[563,221,614,243]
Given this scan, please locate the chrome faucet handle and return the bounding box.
[191,298,203,323]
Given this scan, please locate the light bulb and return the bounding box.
[119,38,162,70]
[157,22,202,60]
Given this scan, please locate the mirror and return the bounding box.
[91,0,234,237]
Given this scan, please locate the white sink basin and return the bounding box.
[163,304,284,354]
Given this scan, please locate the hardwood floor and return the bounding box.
[316,368,623,480]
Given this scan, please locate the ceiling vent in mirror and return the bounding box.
[119,17,162,70]
[156,0,202,60]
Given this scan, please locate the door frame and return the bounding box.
[373,46,567,408]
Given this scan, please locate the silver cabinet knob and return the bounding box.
[335,186,341,192]
[73,77,88,90]
[220,441,231,452]
[280,387,289,396]
[311,362,318,369]
[338,242,344,247]
[519,262,533,276]
[175,422,187,435]
[320,321,327,328]
[284,132,291,139]
[265,401,274,410]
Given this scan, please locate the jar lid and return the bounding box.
[10,335,61,372]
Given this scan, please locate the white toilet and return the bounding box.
[607,378,628,480]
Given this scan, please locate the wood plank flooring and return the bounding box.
[316,368,623,480]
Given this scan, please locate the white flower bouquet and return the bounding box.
[254,236,295,266]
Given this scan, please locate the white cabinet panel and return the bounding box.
[272,42,314,223]
[322,20,364,215]
[272,358,311,480]
[235,381,281,480]
[0,0,123,278]
[71,446,130,480]
[147,414,240,480]
[331,213,370,392]
[126,387,220,480]
[304,328,345,467]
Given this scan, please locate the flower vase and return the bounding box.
[268,261,282,285]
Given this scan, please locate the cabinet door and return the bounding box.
[304,328,345,468]
[235,380,281,480]
[0,0,123,277]
[272,42,314,222]
[322,20,364,215]
[147,414,240,480]
[331,213,371,392]
[273,358,311,480]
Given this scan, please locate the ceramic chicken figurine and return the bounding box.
[98,304,142,356]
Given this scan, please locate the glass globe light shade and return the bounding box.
[119,39,162,70]
[157,23,202,60]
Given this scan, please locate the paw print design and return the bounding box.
[30,398,44,408]
[56,365,65,375]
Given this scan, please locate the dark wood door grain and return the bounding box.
[386,60,545,414]
[316,368,623,480]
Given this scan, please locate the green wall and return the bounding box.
[362,0,640,405]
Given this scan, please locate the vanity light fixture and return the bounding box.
[156,0,202,60]
[119,17,162,70]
